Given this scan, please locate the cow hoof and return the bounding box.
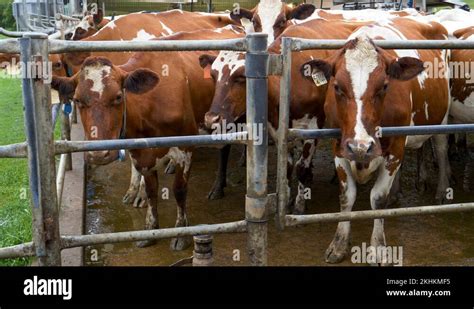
[122,190,138,205]
[133,196,147,208]
[164,162,176,174]
[325,239,349,264]
[207,187,224,200]
[170,236,191,251]
[136,239,157,248]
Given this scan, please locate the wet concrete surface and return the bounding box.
[85,138,474,266]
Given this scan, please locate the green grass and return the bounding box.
[0,78,32,266]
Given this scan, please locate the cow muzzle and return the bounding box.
[204,112,222,131]
[86,150,119,165]
[344,138,379,164]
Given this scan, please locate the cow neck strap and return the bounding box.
[119,88,127,139]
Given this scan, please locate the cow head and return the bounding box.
[51,56,159,165]
[66,9,105,40]
[301,36,424,165]
[230,0,315,45]
[199,52,247,131]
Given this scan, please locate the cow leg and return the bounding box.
[457,133,469,159]
[326,157,356,264]
[136,169,159,248]
[433,134,451,204]
[369,158,400,266]
[208,145,230,200]
[170,149,193,251]
[416,145,428,192]
[237,145,246,167]
[164,160,176,174]
[293,140,317,215]
[123,159,142,204]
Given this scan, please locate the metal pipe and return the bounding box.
[24,33,62,266]
[54,132,249,154]
[0,242,35,259]
[0,27,25,37]
[245,33,269,266]
[56,153,67,205]
[0,39,21,53]
[0,142,28,158]
[276,37,291,231]
[289,124,474,140]
[60,220,247,249]
[286,203,474,226]
[292,39,474,51]
[19,34,46,260]
[60,104,72,170]
[49,38,247,54]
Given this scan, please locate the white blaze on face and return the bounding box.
[84,64,111,98]
[212,51,246,82]
[132,29,156,41]
[345,37,378,144]
[256,0,283,45]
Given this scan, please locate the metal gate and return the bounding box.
[1,32,474,266]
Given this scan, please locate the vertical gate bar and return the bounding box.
[276,37,292,231]
[20,35,46,259]
[245,33,269,266]
[60,104,72,170]
[24,32,62,266]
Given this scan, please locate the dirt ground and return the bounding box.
[84,137,474,266]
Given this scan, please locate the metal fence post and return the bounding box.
[60,104,72,170]
[245,33,268,266]
[20,32,62,266]
[276,37,292,231]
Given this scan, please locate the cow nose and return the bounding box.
[204,112,220,130]
[346,140,375,158]
[87,150,110,159]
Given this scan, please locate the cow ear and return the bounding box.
[387,57,425,81]
[230,8,254,24]
[51,76,76,103]
[300,59,333,82]
[288,4,316,20]
[93,8,104,25]
[199,54,216,69]
[123,68,159,94]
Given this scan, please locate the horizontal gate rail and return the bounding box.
[286,203,474,227]
[289,124,474,140]
[0,220,247,259]
[291,38,474,51]
[49,38,247,53]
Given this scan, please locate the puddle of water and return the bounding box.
[85,139,474,266]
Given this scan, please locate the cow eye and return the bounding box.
[378,83,389,95]
[73,98,83,107]
[234,76,246,83]
[52,62,62,70]
[113,93,123,105]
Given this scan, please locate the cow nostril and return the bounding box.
[346,142,355,154]
[367,141,375,154]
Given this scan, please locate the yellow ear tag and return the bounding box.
[311,71,327,87]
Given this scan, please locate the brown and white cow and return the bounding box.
[229,0,316,45]
[61,10,238,74]
[65,9,111,41]
[200,18,366,214]
[57,10,239,205]
[301,18,450,263]
[51,26,244,250]
[449,26,474,124]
